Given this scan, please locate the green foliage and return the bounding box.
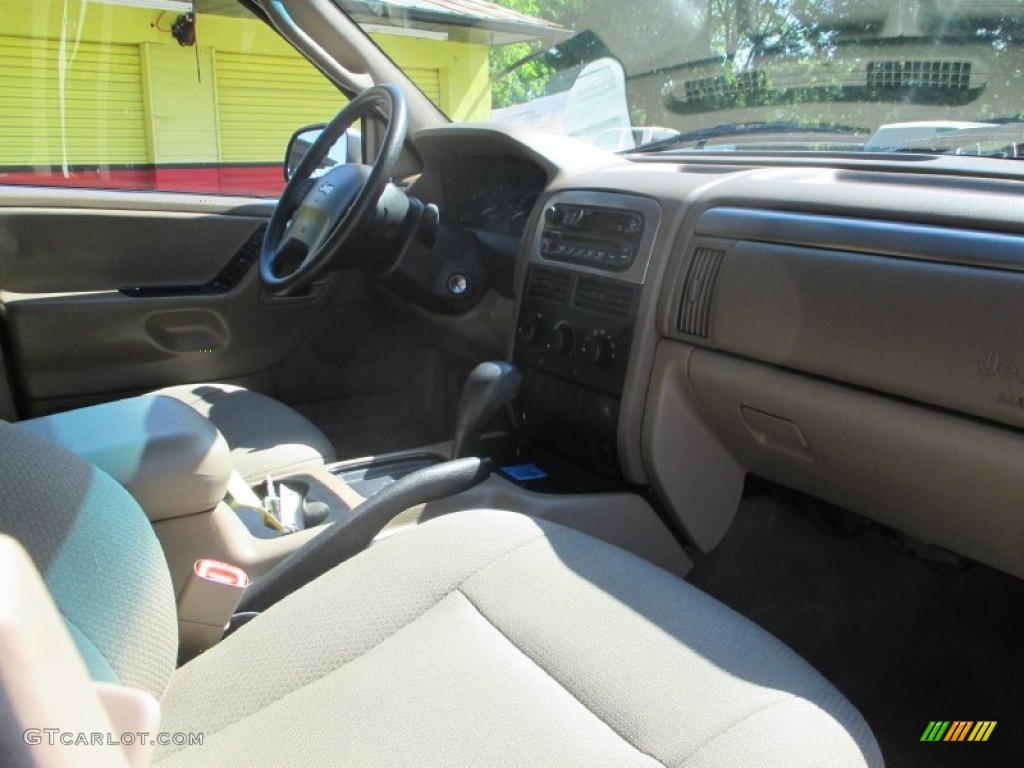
[490,42,553,108]
[486,0,583,108]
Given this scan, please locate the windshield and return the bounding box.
[342,0,1024,158]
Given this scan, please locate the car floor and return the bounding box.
[685,490,1024,768]
[295,391,446,461]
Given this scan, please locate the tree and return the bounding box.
[487,0,583,108]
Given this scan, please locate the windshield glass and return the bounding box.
[341,0,1024,158]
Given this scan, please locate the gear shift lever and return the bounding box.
[451,361,522,459]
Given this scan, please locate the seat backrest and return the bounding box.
[0,422,178,700]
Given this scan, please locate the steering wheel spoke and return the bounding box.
[260,85,408,294]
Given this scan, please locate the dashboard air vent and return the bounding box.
[867,60,972,91]
[573,276,637,318]
[683,70,768,104]
[678,246,725,337]
[527,267,571,304]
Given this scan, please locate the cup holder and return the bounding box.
[271,479,339,532]
[232,477,340,537]
[231,453,444,539]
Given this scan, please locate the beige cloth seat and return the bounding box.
[155,383,336,482]
[157,510,882,767]
[0,423,883,767]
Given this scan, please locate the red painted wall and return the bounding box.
[0,164,285,197]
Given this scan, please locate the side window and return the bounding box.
[0,0,345,197]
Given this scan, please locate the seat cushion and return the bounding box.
[155,383,336,482]
[0,421,178,701]
[157,510,882,767]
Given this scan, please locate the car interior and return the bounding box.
[1,1,1023,766]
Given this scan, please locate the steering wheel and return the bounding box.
[260,84,408,294]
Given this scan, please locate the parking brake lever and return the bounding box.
[237,456,492,614]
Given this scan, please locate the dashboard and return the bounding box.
[402,123,1024,582]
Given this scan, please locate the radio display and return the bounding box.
[550,205,643,236]
[541,205,645,271]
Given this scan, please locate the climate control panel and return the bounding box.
[519,315,620,369]
[514,266,637,396]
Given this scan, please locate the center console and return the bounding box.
[513,190,661,474]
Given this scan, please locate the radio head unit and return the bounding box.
[540,204,645,271]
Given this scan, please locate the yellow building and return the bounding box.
[0,0,562,194]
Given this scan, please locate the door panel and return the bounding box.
[0,188,334,413]
[0,209,261,292]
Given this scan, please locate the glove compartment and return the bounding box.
[687,346,1024,580]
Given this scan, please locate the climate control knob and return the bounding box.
[542,321,575,356]
[516,313,543,345]
[579,331,615,366]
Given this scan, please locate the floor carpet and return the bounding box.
[686,492,1024,767]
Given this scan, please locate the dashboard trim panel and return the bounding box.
[697,207,1024,273]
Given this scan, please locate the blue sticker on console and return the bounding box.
[501,463,548,481]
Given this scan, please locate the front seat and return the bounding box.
[0,422,883,767]
[153,383,336,482]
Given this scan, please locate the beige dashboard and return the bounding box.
[448,130,1024,580]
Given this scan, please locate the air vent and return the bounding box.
[867,60,972,91]
[573,276,637,318]
[527,267,571,304]
[683,70,768,104]
[678,247,725,337]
